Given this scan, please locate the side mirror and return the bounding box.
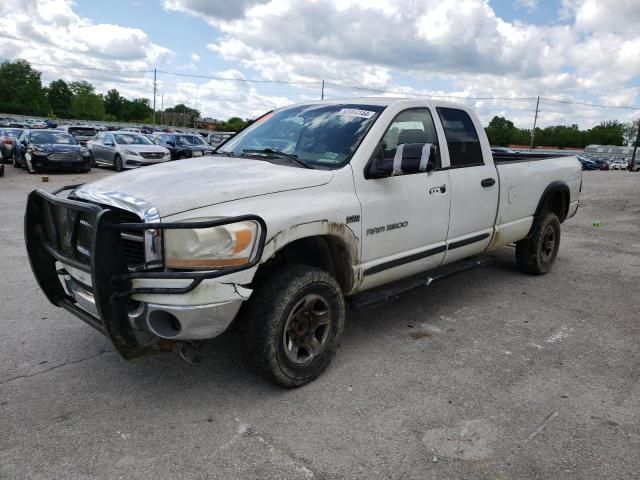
[366,141,392,179]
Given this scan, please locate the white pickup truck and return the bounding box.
[25,98,581,387]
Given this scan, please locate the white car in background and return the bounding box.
[87,131,171,171]
[610,159,628,170]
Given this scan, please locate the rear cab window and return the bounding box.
[436,108,484,168]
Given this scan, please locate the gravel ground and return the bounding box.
[1,164,639,480]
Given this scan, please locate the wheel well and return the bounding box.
[537,183,569,222]
[253,236,354,293]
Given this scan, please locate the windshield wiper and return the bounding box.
[242,148,311,169]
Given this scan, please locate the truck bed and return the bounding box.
[492,151,573,163]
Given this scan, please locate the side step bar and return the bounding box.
[349,255,494,311]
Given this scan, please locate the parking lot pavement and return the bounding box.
[1,165,639,480]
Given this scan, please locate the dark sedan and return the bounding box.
[13,130,91,173]
[152,133,214,160]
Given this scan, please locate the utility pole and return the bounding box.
[530,96,540,150]
[194,85,199,129]
[630,119,640,171]
[152,68,157,125]
[160,93,164,126]
[321,80,325,100]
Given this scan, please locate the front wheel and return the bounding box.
[114,154,123,172]
[240,265,345,388]
[516,212,561,275]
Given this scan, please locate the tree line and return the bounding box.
[0,59,251,131]
[485,116,638,148]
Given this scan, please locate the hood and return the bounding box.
[72,156,334,217]
[120,144,168,153]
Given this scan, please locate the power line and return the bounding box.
[19,61,153,74]
[541,97,640,111]
[324,81,537,101]
[156,69,320,85]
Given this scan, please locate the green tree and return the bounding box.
[0,59,50,116]
[121,98,152,122]
[586,120,625,146]
[47,79,73,118]
[165,104,200,127]
[218,116,248,132]
[104,89,124,119]
[69,81,104,119]
[485,116,517,146]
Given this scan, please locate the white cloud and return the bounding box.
[514,0,538,11]
[191,53,201,62]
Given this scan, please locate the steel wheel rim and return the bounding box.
[541,225,556,262]
[283,293,332,366]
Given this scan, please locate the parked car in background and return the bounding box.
[206,131,235,147]
[87,131,171,171]
[13,129,91,173]
[58,125,98,146]
[591,158,610,170]
[0,128,23,162]
[152,132,214,159]
[0,150,4,176]
[45,119,58,129]
[610,159,628,170]
[119,127,142,133]
[576,155,599,171]
[491,146,517,154]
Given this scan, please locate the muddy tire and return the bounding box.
[240,265,345,388]
[516,212,561,275]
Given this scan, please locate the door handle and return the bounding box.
[481,178,496,187]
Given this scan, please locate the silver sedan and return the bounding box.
[87,132,171,171]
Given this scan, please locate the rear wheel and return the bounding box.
[516,212,561,275]
[114,154,123,172]
[240,265,345,388]
[89,151,96,167]
[12,150,19,168]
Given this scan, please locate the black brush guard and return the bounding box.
[24,187,267,360]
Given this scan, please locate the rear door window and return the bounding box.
[437,108,484,168]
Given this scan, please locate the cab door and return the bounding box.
[436,107,499,264]
[353,108,451,290]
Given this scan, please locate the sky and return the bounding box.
[0,0,639,128]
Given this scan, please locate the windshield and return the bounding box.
[69,127,97,136]
[31,132,78,145]
[177,135,205,146]
[218,103,385,168]
[114,133,154,145]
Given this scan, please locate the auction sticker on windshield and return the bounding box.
[337,108,376,118]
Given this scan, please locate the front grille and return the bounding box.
[139,152,165,160]
[50,153,80,161]
[111,208,146,271]
[44,200,147,272]
[42,202,95,266]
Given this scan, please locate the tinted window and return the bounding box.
[378,108,440,175]
[437,108,483,167]
[68,127,97,137]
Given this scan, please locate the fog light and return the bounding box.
[148,310,182,338]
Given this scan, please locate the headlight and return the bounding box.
[164,219,261,270]
[123,149,140,156]
[32,147,49,156]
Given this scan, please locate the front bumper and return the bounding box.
[25,187,266,360]
[31,155,90,171]
[123,155,170,168]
